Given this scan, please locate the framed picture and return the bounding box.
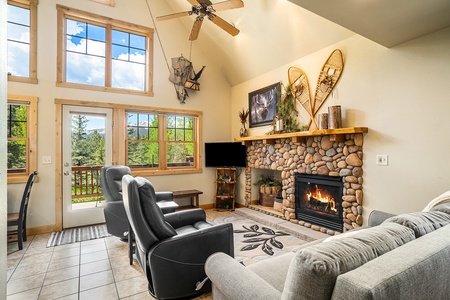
[249,82,281,128]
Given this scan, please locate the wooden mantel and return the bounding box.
[235,127,368,145]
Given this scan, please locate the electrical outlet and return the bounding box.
[376,155,388,166]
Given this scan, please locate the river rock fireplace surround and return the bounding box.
[237,128,367,235]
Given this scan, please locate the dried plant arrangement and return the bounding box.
[276,82,302,133]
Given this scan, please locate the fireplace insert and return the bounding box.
[295,174,343,232]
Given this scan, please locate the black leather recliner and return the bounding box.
[101,165,178,239]
[122,175,234,300]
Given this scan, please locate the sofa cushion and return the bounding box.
[383,210,450,238]
[281,223,415,300]
[248,252,296,293]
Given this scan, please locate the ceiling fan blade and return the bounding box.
[189,17,204,41]
[156,11,192,21]
[186,0,203,7]
[212,0,244,11]
[208,14,240,36]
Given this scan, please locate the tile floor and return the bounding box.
[6,211,226,300]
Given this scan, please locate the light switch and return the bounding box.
[376,155,388,166]
[42,156,52,164]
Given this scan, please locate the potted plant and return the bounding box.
[253,175,281,206]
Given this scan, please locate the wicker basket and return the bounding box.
[273,197,283,212]
[259,193,275,207]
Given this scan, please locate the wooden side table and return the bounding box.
[172,189,203,208]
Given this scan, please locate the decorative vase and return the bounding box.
[240,122,248,137]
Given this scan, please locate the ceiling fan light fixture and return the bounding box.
[156,0,244,40]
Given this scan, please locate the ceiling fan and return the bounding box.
[156,0,244,41]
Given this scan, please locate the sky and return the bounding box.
[65,18,146,90]
[7,4,30,77]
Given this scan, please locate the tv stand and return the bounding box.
[214,168,236,211]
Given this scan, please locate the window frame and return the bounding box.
[54,99,203,176]
[7,94,38,183]
[124,110,202,175]
[56,5,154,96]
[91,0,115,6]
[7,0,38,84]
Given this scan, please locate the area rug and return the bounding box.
[47,224,110,247]
[208,213,307,266]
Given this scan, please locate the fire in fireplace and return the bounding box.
[295,174,343,232]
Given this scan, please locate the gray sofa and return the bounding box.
[205,202,450,300]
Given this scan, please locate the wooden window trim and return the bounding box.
[54,99,202,176]
[56,5,154,96]
[7,0,38,84]
[7,94,38,183]
[91,0,115,6]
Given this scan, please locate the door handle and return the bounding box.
[64,171,70,176]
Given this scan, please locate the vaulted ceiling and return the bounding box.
[156,0,450,87]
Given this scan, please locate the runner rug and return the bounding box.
[47,224,110,247]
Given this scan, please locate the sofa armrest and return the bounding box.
[205,252,281,300]
[152,222,234,260]
[164,208,206,228]
[368,210,396,227]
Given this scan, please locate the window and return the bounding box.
[125,110,201,174]
[166,116,195,167]
[127,113,159,168]
[7,95,38,183]
[54,99,202,176]
[57,5,154,96]
[7,0,38,84]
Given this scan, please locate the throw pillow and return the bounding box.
[281,222,415,300]
[430,202,450,215]
[383,210,450,238]
[422,190,450,211]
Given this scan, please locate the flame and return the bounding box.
[306,185,337,213]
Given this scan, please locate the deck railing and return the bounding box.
[71,166,103,200]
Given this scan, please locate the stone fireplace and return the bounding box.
[242,129,366,235]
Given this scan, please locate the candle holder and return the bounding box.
[328,105,342,129]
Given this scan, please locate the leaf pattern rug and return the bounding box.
[208,213,307,266]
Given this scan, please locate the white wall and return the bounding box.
[6,0,233,230]
[232,28,450,222]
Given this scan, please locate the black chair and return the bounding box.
[7,171,38,250]
[101,165,178,240]
[122,175,234,300]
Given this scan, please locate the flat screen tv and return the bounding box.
[205,142,247,167]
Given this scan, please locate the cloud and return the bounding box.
[7,41,29,77]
